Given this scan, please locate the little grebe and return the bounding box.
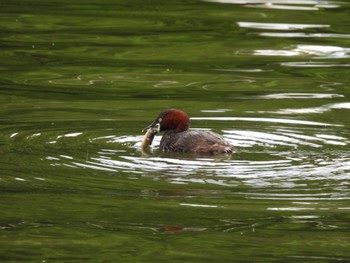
[143,109,234,154]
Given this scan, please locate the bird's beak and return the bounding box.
[142,122,160,134]
[142,123,153,133]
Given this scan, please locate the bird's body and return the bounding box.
[143,109,234,155]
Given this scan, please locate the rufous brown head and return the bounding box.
[143,109,190,134]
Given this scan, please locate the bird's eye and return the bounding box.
[158,117,162,123]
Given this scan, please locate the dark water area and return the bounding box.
[1,0,350,262]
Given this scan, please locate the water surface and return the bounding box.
[1,0,350,262]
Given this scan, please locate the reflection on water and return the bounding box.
[237,22,330,30]
[257,32,350,39]
[206,0,340,10]
[272,102,350,114]
[281,62,350,67]
[253,45,350,58]
[192,117,339,126]
[258,93,344,99]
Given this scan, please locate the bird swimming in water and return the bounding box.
[142,109,234,154]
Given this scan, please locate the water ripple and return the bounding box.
[238,22,329,30]
[253,45,350,58]
[258,93,344,99]
[272,102,350,115]
[257,32,350,39]
[192,117,340,126]
[63,150,350,193]
[40,122,349,193]
[205,0,341,10]
[281,62,350,67]
[7,115,347,202]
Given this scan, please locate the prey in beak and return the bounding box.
[141,119,162,150]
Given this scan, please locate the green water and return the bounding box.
[1,0,350,262]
